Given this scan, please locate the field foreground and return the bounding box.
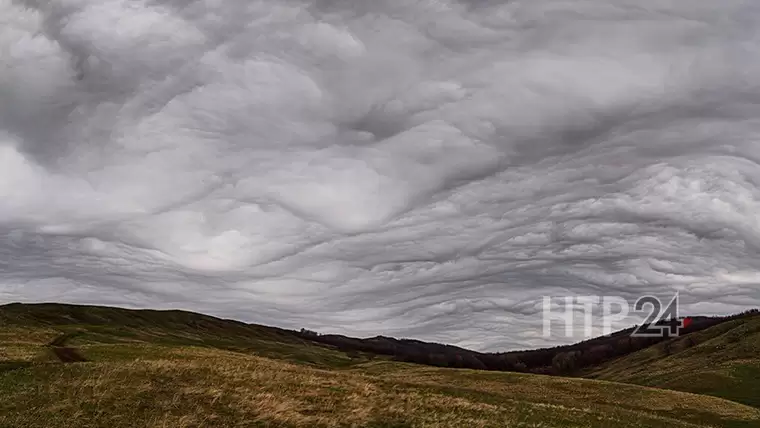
[1,304,759,428]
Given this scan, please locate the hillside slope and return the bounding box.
[302,314,750,374]
[0,302,377,368]
[583,313,760,409]
[1,303,759,427]
[4,302,752,375]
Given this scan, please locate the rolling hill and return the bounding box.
[1,302,759,427]
[583,313,760,408]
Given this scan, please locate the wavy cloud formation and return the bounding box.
[2,0,760,350]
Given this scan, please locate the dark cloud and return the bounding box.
[2,0,760,351]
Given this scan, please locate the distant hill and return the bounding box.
[1,302,759,427]
[301,310,759,376]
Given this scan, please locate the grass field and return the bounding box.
[584,314,760,409]
[1,303,759,428]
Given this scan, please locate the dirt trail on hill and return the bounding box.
[47,333,88,363]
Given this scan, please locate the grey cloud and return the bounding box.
[2,0,760,351]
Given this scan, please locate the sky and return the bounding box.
[2,0,760,351]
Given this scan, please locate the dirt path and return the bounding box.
[47,333,88,363]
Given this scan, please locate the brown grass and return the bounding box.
[1,345,757,428]
[1,313,759,428]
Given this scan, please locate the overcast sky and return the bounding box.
[2,0,760,351]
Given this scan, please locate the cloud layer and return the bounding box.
[2,0,760,350]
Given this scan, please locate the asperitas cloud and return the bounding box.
[2,0,760,350]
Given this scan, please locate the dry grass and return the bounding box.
[1,307,759,428]
[0,327,61,363]
[1,344,758,428]
[586,315,760,408]
[359,362,760,423]
[0,327,60,345]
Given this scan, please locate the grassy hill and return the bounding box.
[1,303,759,427]
[583,313,760,409]
[0,302,375,369]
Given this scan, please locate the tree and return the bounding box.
[552,351,580,374]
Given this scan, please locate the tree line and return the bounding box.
[298,308,760,375]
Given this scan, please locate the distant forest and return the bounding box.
[298,309,760,376]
